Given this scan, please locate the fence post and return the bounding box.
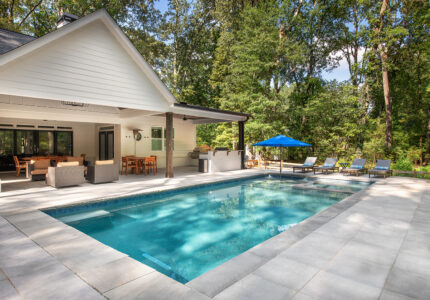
[413,169,416,178]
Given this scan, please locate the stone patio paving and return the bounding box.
[0,168,429,299]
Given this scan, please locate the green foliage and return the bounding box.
[393,156,414,171]
[3,0,429,167]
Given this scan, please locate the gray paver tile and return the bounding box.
[9,262,103,300]
[385,266,430,300]
[44,235,127,273]
[352,229,405,250]
[379,290,418,300]
[300,271,381,300]
[279,232,346,269]
[253,257,319,291]
[394,252,430,278]
[292,292,318,300]
[187,252,266,298]
[247,232,300,259]
[213,273,295,300]
[22,221,84,247]
[0,279,21,300]
[105,271,206,300]
[325,253,391,288]
[335,240,398,267]
[79,257,155,293]
[400,234,430,258]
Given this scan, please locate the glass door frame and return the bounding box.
[99,131,114,160]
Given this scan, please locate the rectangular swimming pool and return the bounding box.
[45,175,370,283]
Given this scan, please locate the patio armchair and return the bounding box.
[293,157,317,173]
[29,159,51,181]
[87,160,119,183]
[341,159,367,176]
[369,160,392,178]
[313,158,339,174]
[13,156,27,177]
[46,161,85,188]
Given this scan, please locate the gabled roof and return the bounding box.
[0,9,178,105]
[0,28,35,55]
[0,9,249,122]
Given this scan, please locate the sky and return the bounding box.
[153,1,351,82]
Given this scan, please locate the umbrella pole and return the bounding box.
[280,146,282,175]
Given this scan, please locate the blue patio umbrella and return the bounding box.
[253,135,311,173]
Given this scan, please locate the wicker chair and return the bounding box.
[46,161,85,188]
[87,160,119,183]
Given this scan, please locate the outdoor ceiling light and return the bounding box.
[61,101,88,107]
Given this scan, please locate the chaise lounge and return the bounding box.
[341,158,367,176]
[369,159,392,178]
[293,157,317,173]
[313,158,339,174]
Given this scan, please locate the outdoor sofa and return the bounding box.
[87,160,119,184]
[341,158,367,176]
[293,157,317,173]
[369,159,392,178]
[46,161,85,188]
[313,158,339,174]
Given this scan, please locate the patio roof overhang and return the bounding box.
[170,103,250,124]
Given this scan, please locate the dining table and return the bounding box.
[126,156,156,175]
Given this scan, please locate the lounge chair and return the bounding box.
[369,160,392,178]
[341,159,367,176]
[313,158,339,174]
[293,157,317,173]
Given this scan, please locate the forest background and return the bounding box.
[1,0,429,169]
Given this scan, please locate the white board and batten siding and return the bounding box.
[0,20,170,112]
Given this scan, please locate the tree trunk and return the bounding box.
[377,0,392,150]
[380,48,392,149]
[427,101,430,164]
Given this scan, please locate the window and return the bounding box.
[163,128,174,151]
[38,131,54,155]
[0,130,13,156]
[57,131,73,156]
[151,127,162,151]
[16,130,34,155]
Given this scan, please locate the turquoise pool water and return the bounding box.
[45,175,370,283]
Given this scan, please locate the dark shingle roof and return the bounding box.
[0,28,36,55]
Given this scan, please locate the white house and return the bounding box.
[0,10,248,177]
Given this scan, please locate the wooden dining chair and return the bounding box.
[13,156,27,177]
[121,156,137,175]
[144,157,156,175]
[150,155,157,173]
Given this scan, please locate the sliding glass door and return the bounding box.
[0,129,74,171]
[99,131,114,160]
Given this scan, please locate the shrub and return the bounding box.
[393,156,414,171]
